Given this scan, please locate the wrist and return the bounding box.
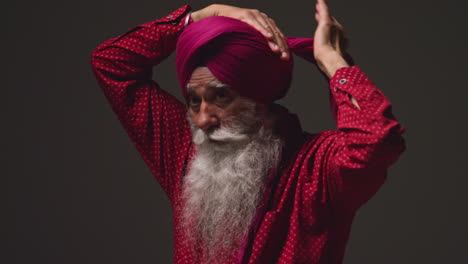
[317,52,349,78]
[191,4,217,22]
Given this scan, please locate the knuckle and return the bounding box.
[245,10,254,16]
[249,9,260,15]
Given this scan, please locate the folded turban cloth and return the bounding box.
[175,16,354,121]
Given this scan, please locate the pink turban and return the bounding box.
[175,16,353,120]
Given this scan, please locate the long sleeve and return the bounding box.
[90,5,194,201]
[324,65,407,211]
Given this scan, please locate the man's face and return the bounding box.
[182,68,282,261]
[187,67,266,142]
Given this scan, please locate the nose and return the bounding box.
[193,101,219,132]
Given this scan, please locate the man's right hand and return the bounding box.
[191,4,290,60]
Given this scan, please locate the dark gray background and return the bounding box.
[6,0,468,263]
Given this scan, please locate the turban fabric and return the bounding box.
[175,16,354,121]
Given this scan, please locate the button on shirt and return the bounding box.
[90,4,406,264]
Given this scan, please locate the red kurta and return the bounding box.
[90,5,406,264]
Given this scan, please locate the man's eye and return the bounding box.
[216,90,228,100]
[189,97,201,105]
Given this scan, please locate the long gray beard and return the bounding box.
[181,102,282,263]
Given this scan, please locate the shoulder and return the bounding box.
[300,130,341,148]
[283,130,344,168]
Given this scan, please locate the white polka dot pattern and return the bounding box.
[90,5,194,203]
[90,5,406,264]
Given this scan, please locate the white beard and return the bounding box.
[181,100,282,263]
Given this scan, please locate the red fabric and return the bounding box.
[175,17,344,122]
[90,5,406,264]
[175,16,338,108]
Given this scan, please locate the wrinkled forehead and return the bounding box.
[186,80,232,94]
[186,67,228,90]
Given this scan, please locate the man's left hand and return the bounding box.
[313,0,350,78]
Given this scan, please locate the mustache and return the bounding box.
[188,102,261,145]
[192,124,251,145]
[181,118,283,262]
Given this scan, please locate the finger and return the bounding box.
[253,14,280,52]
[331,16,345,32]
[316,0,332,24]
[245,11,275,40]
[263,15,289,60]
[269,18,289,60]
[256,12,277,40]
[267,41,280,53]
[260,13,283,54]
[338,32,349,53]
[331,26,340,51]
[315,2,320,21]
[331,28,347,54]
[318,0,330,15]
[330,16,349,52]
[269,20,287,58]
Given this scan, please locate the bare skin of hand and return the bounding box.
[191,4,290,60]
[314,0,360,110]
[313,0,350,78]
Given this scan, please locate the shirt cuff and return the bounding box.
[329,65,374,96]
[184,11,193,26]
[146,4,192,25]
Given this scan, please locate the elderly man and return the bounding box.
[90,0,406,263]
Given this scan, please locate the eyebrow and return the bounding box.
[207,81,231,89]
[187,81,231,93]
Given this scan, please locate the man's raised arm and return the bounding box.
[310,0,407,211]
[90,2,296,200]
[90,5,194,201]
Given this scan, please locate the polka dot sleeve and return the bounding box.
[324,65,407,211]
[90,5,193,201]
